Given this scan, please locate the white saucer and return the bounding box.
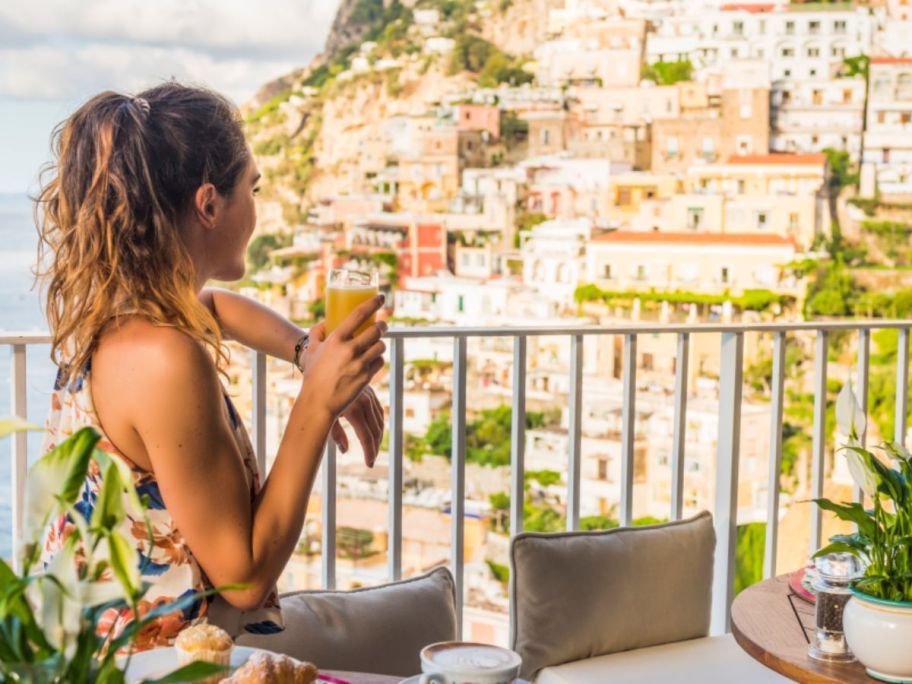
[120,645,267,683]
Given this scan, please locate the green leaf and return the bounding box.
[91,461,128,532]
[0,416,41,438]
[813,498,877,538]
[104,530,140,598]
[141,661,230,684]
[25,427,100,542]
[813,541,862,559]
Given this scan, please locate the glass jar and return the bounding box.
[808,552,864,662]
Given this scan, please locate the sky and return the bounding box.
[0,0,342,194]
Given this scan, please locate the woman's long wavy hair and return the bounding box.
[34,82,250,387]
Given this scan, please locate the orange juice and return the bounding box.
[326,285,379,336]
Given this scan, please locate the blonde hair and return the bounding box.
[34,83,250,387]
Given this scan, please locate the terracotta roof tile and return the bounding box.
[592,231,796,247]
[726,153,827,166]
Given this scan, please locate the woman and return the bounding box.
[34,83,386,648]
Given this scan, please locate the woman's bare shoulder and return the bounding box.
[93,318,221,417]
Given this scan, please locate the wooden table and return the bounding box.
[323,672,402,684]
[731,574,875,683]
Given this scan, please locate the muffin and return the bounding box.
[173,623,233,683]
[221,652,318,684]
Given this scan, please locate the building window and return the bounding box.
[636,264,647,281]
[832,45,845,58]
[898,73,912,101]
[457,295,465,312]
[785,20,795,35]
[843,88,853,104]
[781,46,795,58]
[736,135,753,155]
[903,113,912,125]
[730,47,739,58]
[812,89,823,105]
[878,111,887,125]
[597,459,608,481]
[733,20,744,35]
[542,128,551,145]
[740,89,752,118]
[603,264,612,279]
[783,68,792,78]
[756,211,769,230]
[808,20,820,35]
[702,136,715,160]
[405,408,416,419]
[789,212,800,233]
[737,179,746,194]
[617,188,632,205]
[721,267,730,284]
[809,68,817,78]
[666,136,679,158]
[807,46,820,58]
[834,20,846,34]
[687,207,704,230]
[642,353,655,371]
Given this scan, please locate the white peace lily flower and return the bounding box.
[24,445,80,546]
[29,540,83,660]
[835,381,866,441]
[843,437,878,498]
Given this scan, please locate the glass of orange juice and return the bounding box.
[325,267,379,336]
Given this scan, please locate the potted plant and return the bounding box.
[0,418,227,683]
[813,384,912,682]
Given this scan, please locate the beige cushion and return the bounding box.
[237,567,457,677]
[537,635,789,683]
[511,511,715,678]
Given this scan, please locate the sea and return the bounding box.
[0,193,56,560]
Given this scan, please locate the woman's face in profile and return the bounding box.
[211,157,260,282]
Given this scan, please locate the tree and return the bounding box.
[247,233,292,272]
[642,60,694,85]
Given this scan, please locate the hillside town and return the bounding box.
[222,0,912,644]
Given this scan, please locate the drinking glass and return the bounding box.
[325,267,379,336]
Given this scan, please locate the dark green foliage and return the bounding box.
[575,285,792,313]
[734,522,766,596]
[247,233,293,272]
[642,60,694,85]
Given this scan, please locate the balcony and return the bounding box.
[3,320,911,665]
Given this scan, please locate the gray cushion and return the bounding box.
[237,566,457,676]
[510,511,716,679]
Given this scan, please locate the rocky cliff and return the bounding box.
[246,0,545,234]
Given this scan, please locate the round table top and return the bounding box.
[731,574,875,683]
[324,672,402,684]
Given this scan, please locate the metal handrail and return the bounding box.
[4,318,911,638]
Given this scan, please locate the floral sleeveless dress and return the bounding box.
[39,354,284,651]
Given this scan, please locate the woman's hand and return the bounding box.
[331,387,385,467]
[299,294,387,421]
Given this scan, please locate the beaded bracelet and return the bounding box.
[293,333,309,373]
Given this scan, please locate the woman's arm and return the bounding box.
[201,286,386,465]
[125,297,386,611]
[201,286,302,363]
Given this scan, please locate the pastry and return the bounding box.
[221,651,318,684]
[174,623,233,683]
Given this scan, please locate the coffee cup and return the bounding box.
[419,641,522,684]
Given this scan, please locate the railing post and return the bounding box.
[321,440,336,590]
[809,330,829,556]
[896,328,909,447]
[251,350,267,475]
[451,336,468,639]
[388,337,404,582]
[508,335,527,648]
[856,329,870,504]
[763,332,787,579]
[620,333,638,527]
[10,344,27,572]
[712,331,743,635]
[510,336,527,537]
[671,332,689,521]
[567,334,584,532]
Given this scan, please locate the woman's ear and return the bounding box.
[193,183,220,230]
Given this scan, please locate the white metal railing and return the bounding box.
[4,320,912,638]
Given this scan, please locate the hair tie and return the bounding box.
[132,96,151,116]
